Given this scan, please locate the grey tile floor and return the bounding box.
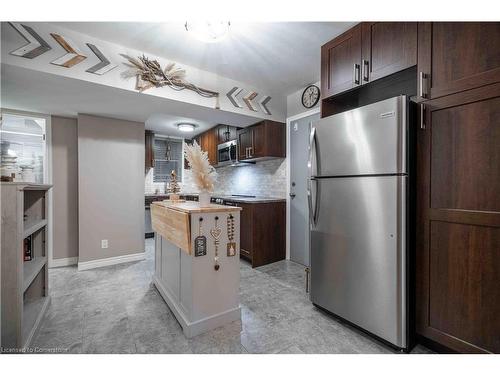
[30,239,433,354]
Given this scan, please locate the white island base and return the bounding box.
[151,202,241,338]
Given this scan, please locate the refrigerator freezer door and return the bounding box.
[310,175,407,348]
[311,96,406,177]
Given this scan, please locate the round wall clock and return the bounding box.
[301,84,320,109]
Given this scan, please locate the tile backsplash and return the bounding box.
[145,158,287,198]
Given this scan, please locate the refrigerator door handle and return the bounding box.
[307,179,317,226]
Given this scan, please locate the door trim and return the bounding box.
[285,108,320,260]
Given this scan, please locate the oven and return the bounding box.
[217,140,237,167]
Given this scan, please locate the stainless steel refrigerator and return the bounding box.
[308,95,408,350]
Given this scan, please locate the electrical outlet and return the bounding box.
[101,239,108,249]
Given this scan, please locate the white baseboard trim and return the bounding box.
[78,252,146,271]
[50,256,78,268]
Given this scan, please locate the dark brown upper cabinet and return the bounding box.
[237,120,285,161]
[321,24,362,99]
[216,124,238,144]
[417,22,500,101]
[145,130,154,171]
[361,22,417,84]
[193,128,217,166]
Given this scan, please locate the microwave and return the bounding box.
[217,140,237,167]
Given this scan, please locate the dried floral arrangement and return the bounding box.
[121,54,220,108]
[184,141,217,192]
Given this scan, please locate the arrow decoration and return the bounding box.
[243,91,259,112]
[50,33,87,68]
[9,22,51,59]
[85,43,117,75]
[226,87,244,108]
[259,95,272,115]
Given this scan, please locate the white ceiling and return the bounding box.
[1,64,262,136]
[54,22,356,95]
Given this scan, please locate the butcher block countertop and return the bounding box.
[151,201,242,213]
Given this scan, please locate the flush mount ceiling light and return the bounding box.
[177,123,197,132]
[185,21,230,43]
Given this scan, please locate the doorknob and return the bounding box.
[289,193,296,198]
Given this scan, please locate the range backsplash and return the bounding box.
[145,158,287,198]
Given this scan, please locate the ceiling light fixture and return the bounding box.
[177,123,197,132]
[185,21,230,43]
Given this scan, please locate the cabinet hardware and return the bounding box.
[419,71,428,99]
[420,104,426,130]
[305,267,310,293]
[353,63,361,85]
[362,59,369,82]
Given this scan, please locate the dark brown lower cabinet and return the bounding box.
[239,201,286,268]
[416,83,500,353]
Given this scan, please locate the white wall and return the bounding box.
[77,114,144,263]
[286,81,320,118]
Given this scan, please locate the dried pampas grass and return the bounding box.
[184,141,217,192]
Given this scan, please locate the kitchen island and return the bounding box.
[151,201,242,338]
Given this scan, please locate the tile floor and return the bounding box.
[30,239,433,354]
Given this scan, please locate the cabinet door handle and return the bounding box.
[419,71,428,99]
[420,104,426,130]
[353,63,360,85]
[249,147,253,158]
[362,59,369,82]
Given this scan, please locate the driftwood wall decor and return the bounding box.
[86,43,117,75]
[121,54,220,109]
[9,22,52,58]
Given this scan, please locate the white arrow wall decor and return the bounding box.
[259,95,272,115]
[9,22,51,59]
[50,33,87,68]
[226,87,244,108]
[85,43,117,75]
[243,91,259,112]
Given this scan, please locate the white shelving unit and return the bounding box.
[1,182,52,350]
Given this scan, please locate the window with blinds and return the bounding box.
[153,137,183,182]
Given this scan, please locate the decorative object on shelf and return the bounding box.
[243,91,259,112]
[226,87,244,108]
[184,140,217,207]
[210,216,222,271]
[8,22,52,59]
[194,217,207,257]
[85,43,117,75]
[259,95,272,115]
[226,214,236,257]
[121,54,220,108]
[1,142,18,181]
[50,33,87,68]
[167,170,181,201]
[20,165,35,183]
[301,84,320,109]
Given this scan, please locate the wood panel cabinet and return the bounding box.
[417,22,500,101]
[216,125,238,144]
[193,128,217,166]
[238,201,286,268]
[321,24,362,98]
[237,120,285,161]
[145,130,154,170]
[416,83,500,353]
[361,22,417,84]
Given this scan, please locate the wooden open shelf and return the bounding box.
[1,182,52,349]
[23,257,47,292]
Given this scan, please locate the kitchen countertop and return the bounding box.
[146,193,285,203]
[152,200,242,213]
